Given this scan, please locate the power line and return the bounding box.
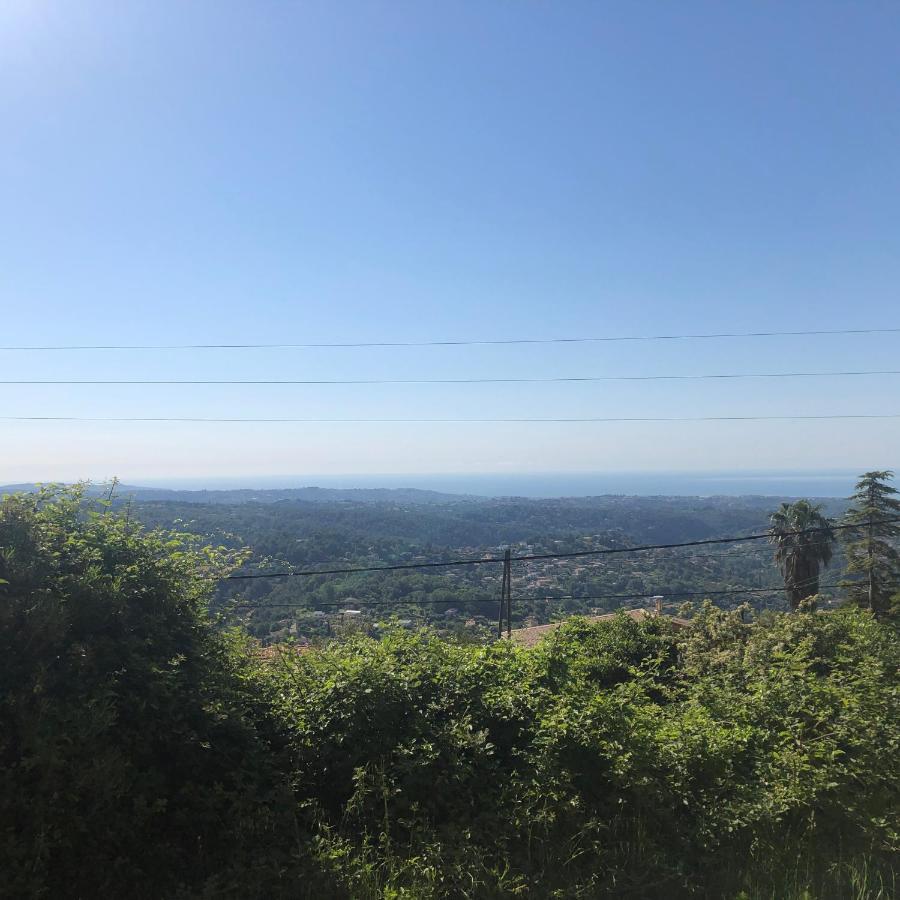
[517,585,828,603]
[4,413,900,423]
[231,592,524,611]
[220,517,900,581]
[228,536,838,590]
[233,598,490,609]
[232,564,870,613]
[2,327,899,351]
[217,526,804,606]
[230,583,841,611]
[225,555,504,580]
[552,534,839,569]
[4,369,900,385]
[516,531,842,564]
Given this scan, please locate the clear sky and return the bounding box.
[1,1,899,483]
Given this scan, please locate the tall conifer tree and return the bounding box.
[841,470,900,617]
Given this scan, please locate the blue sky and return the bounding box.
[1,1,898,483]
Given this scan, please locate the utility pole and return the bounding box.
[497,548,513,639]
[497,550,508,639]
[504,548,512,639]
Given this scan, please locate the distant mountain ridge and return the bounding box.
[0,482,852,509]
[0,483,478,506]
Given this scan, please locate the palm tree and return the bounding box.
[768,500,836,610]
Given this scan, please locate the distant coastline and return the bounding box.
[135,469,876,498]
[6,470,881,499]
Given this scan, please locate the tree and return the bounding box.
[841,470,900,617]
[768,500,835,610]
[0,486,299,898]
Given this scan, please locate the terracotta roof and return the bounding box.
[255,642,310,662]
[509,609,690,648]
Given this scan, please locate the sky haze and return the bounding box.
[2,2,899,482]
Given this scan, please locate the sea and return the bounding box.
[135,470,879,499]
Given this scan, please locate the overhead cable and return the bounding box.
[2,326,899,351]
[220,517,900,581]
[4,413,900,424]
[4,369,900,385]
[231,582,843,611]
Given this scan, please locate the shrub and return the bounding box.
[0,487,301,898]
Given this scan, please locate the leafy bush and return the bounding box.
[269,609,898,897]
[0,487,302,898]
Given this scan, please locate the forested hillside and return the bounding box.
[122,491,849,642]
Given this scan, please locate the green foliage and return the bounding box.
[2,488,897,898]
[270,610,898,898]
[0,487,301,898]
[128,492,822,640]
[841,471,900,617]
[768,500,836,610]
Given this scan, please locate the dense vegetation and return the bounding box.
[121,491,851,641]
[842,472,900,617]
[2,487,897,898]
